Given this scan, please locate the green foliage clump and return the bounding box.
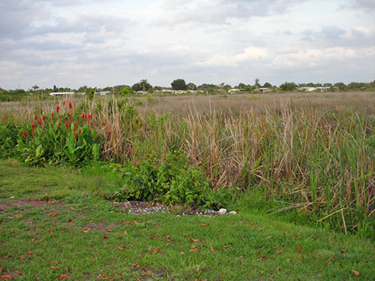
[0,122,24,159]
[17,106,103,166]
[108,151,231,208]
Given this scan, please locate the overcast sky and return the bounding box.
[0,0,374,90]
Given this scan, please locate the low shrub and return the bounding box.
[107,151,233,208]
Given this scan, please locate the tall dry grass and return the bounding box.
[1,91,375,234]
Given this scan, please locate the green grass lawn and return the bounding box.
[0,159,374,280]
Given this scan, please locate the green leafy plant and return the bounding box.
[108,151,227,208]
[17,103,103,166]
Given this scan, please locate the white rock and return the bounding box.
[218,208,227,215]
[229,211,237,215]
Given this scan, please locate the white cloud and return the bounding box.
[0,0,374,89]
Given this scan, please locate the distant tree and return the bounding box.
[263,82,272,88]
[334,82,347,91]
[279,82,297,92]
[255,78,260,90]
[121,86,133,96]
[238,83,246,90]
[187,83,197,90]
[132,79,152,92]
[171,79,187,90]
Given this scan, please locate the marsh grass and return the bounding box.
[1,91,375,236]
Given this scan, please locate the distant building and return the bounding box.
[298,87,330,92]
[258,87,271,93]
[228,89,245,93]
[96,91,111,96]
[49,92,75,96]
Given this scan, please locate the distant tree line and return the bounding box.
[1,80,374,101]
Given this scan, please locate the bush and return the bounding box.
[107,151,232,208]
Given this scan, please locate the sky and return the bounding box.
[0,0,374,90]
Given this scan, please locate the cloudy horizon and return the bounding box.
[0,0,374,90]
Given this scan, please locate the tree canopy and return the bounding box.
[171,79,187,90]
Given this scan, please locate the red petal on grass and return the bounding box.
[340,249,347,253]
[117,272,122,275]
[210,247,214,252]
[141,273,153,276]
[26,251,32,255]
[276,267,280,272]
[117,247,127,251]
[122,231,127,234]
[107,229,113,232]
[20,256,24,260]
[47,202,54,205]
[51,214,58,217]
[350,270,360,276]
[102,236,109,239]
[259,227,264,231]
[67,219,72,223]
[242,237,246,241]
[49,230,54,234]
[133,263,140,268]
[0,276,12,280]
[59,274,69,279]
[201,223,207,226]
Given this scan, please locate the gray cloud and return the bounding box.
[321,25,347,39]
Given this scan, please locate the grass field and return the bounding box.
[1,159,374,280]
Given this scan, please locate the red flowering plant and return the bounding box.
[17,102,103,166]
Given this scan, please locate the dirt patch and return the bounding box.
[0,199,64,210]
[83,222,116,232]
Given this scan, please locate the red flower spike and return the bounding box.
[40,109,43,114]
[57,125,60,130]
[103,122,106,126]
[65,121,69,129]
[56,106,60,113]
[52,113,54,119]
[42,115,46,122]
[79,129,82,135]
[23,131,27,137]
[81,114,85,119]
[63,101,65,106]
[69,102,72,109]
[74,132,77,139]
[34,115,37,120]
[32,124,35,129]
[31,129,34,135]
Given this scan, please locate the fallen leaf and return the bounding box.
[20,256,24,260]
[210,247,214,252]
[26,251,32,255]
[189,249,198,252]
[122,231,127,234]
[141,273,152,276]
[222,246,229,251]
[59,274,69,279]
[278,250,282,254]
[133,263,140,268]
[0,276,12,280]
[340,249,347,253]
[51,214,58,217]
[242,237,246,241]
[47,202,54,205]
[102,236,109,239]
[48,230,54,234]
[180,252,185,255]
[107,229,113,232]
[258,255,266,261]
[350,270,360,276]
[51,266,61,269]
[201,223,207,226]
[259,227,264,231]
[117,247,127,251]
[67,219,72,223]
[276,267,280,272]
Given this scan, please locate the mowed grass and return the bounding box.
[0,160,374,280]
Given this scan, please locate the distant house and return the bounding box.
[49,92,75,96]
[258,87,271,93]
[298,87,330,92]
[96,91,110,96]
[228,89,245,93]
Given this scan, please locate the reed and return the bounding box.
[1,91,374,235]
